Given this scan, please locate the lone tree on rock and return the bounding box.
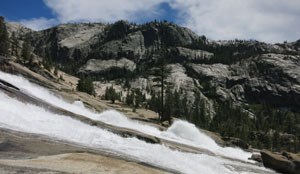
[21,40,32,64]
[151,47,172,123]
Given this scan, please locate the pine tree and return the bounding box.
[133,88,144,108]
[272,131,280,151]
[77,76,95,95]
[0,16,9,56]
[125,90,134,106]
[151,47,172,123]
[173,90,181,118]
[11,32,19,57]
[180,93,189,119]
[21,41,31,63]
[104,86,118,103]
[199,99,208,128]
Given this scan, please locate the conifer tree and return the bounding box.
[11,32,19,57]
[21,40,31,63]
[77,76,95,95]
[0,16,9,56]
[105,86,118,103]
[173,90,181,118]
[151,47,172,123]
[126,90,134,106]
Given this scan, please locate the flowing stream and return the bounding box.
[0,71,276,174]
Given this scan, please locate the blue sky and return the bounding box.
[0,0,177,24]
[1,0,300,43]
[0,0,54,21]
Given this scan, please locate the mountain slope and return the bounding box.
[6,20,300,154]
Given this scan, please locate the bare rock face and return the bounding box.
[97,31,145,59]
[79,58,136,73]
[244,54,300,108]
[189,63,230,79]
[189,63,230,87]
[28,23,107,64]
[157,24,199,46]
[187,53,300,109]
[171,47,214,61]
[58,24,106,48]
[6,22,32,37]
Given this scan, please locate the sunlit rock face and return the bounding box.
[9,20,300,116]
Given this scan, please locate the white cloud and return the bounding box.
[20,17,57,31]
[17,0,300,42]
[170,0,300,43]
[44,0,168,23]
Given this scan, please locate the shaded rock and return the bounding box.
[261,150,300,174]
[159,24,199,46]
[222,137,250,150]
[230,84,245,101]
[28,23,106,65]
[98,31,145,59]
[249,153,262,163]
[0,139,15,151]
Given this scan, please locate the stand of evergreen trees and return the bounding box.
[146,87,300,152]
[104,86,120,103]
[77,76,95,95]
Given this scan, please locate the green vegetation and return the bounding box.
[10,32,19,57]
[104,20,131,42]
[186,38,264,64]
[146,86,300,152]
[125,88,146,109]
[21,40,32,64]
[77,76,95,95]
[0,16,9,56]
[42,57,54,71]
[150,47,172,123]
[104,86,119,103]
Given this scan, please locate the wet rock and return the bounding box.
[249,153,262,163]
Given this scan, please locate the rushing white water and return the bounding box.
[0,71,276,173]
[0,71,251,161]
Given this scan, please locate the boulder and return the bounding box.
[261,150,300,174]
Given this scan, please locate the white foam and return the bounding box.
[0,91,274,174]
[73,100,85,108]
[0,71,276,173]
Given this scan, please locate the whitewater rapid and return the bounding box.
[0,71,275,174]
